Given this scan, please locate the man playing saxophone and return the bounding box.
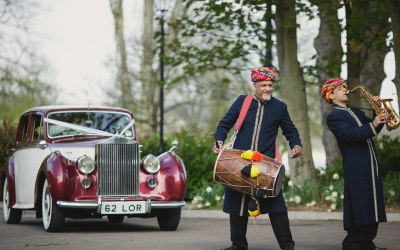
[321,78,387,250]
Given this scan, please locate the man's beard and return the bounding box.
[262,93,271,101]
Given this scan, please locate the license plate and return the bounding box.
[101,201,146,214]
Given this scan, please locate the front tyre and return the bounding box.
[42,179,64,232]
[2,179,22,224]
[157,208,181,231]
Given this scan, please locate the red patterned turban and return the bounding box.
[320,78,348,103]
[251,67,279,82]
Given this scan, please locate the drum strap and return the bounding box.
[235,95,281,163]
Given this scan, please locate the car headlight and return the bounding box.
[77,155,95,174]
[143,154,160,174]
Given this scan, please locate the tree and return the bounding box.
[359,1,390,96]
[0,0,56,121]
[345,0,390,107]
[275,0,315,184]
[139,0,158,134]
[312,0,342,166]
[109,0,133,109]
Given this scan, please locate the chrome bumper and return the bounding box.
[56,200,186,211]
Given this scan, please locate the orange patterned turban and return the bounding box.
[320,78,347,103]
[251,67,279,82]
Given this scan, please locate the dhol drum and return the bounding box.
[213,148,285,198]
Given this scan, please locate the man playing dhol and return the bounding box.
[213,67,301,250]
[321,78,387,250]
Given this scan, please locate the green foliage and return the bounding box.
[283,178,320,206]
[375,135,400,177]
[0,65,57,122]
[139,132,400,209]
[383,172,400,205]
[0,120,17,175]
[164,0,273,84]
[283,159,344,211]
[140,130,217,199]
[190,182,224,209]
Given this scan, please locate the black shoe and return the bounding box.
[221,245,247,250]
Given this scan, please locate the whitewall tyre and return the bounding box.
[42,179,65,232]
[2,178,22,224]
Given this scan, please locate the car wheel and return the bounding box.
[157,208,181,231]
[42,179,65,232]
[2,179,22,224]
[107,215,125,224]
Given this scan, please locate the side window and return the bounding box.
[31,114,44,143]
[16,115,30,146]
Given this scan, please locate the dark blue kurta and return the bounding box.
[214,95,301,216]
[327,105,387,230]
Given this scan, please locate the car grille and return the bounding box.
[96,138,140,197]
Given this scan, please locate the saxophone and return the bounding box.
[347,85,400,131]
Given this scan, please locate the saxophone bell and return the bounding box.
[347,84,400,131]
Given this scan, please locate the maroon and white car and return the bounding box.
[1,106,186,232]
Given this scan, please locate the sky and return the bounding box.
[31,0,143,105]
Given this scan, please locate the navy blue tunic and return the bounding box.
[327,106,387,230]
[214,95,301,216]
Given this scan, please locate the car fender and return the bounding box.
[3,156,16,208]
[41,151,69,201]
[157,152,187,200]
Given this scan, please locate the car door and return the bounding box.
[13,113,50,208]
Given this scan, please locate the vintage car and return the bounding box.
[1,106,186,232]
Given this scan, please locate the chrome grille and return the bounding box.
[96,139,140,197]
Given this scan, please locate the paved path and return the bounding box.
[182,209,400,222]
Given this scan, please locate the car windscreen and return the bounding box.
[47,111,133,138]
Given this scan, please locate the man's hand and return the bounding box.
[291,146,301,158]
[372,96,382,103]
[213,141,223,154]
[372,113,387,128]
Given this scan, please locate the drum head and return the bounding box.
[273,165,285,196]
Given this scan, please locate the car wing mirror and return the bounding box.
[38,140,48,150]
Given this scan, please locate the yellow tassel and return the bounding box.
[240,150,254,160]
[248,209,260,217]
[250,166,260,178]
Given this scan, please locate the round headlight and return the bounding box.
[77,155,95,174]
[143,154,160,174]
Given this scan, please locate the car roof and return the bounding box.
[22,105,133,117]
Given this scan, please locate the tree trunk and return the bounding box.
[313,1,343,167]
[345,0,370,107]
[360,0,389,99]
[109,0,133,109]
[346,0,390,112]
[387,0,400,107]
[263,0,273,67]
[275,0,315,185]
[140,0,158,134]
[138,0,184,135]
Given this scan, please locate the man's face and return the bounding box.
[253,80,274,101]
[330,84,348,104]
